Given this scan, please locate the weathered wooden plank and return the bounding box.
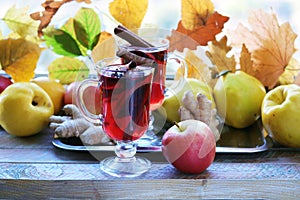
[0,162,299,180]
[0,179,299,199]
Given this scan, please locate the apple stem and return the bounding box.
[174,121,183,132]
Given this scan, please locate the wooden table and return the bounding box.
[0,127,299,199]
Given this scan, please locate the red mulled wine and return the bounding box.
[120,42,168,111]
[99,65,153,141]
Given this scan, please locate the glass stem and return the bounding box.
[115,141,137,160]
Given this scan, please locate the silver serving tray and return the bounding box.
[52,120,269,154]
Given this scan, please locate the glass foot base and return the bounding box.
[100,156,151,178]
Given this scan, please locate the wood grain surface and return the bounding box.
[0,127,300,199]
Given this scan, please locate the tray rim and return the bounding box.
[52,137,269,154]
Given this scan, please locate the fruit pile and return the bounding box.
[0,75,101,137]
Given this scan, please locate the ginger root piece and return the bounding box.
[179,90,221,141]
[49,104,110,145]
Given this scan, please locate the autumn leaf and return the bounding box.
[279,58,300,85]
[205,36,236,73]
[43,7,101,57]
[0,38,41,82]
[61,18,88,55]
[48,57,89,84]
[168,12,229,52]
[181,0,214,30]
[73,7,101,50]
[43,27,82,57]
[109,0,148,30]
[227,9,297,89]
[30,0,92,36]
[239,44,255,75]
[3,5,39,38]
[91,32,115,63]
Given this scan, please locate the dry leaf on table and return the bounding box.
[181,0,215,30]
[168,12,229,52]
[109,0,148,30]
[205,36,236,73]
[0,38,41,82]
[227,9,297,89]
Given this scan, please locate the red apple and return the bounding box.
[0,75,13,94]
[65,81,101,114]
[64,81,80,105]
[161,120,216,174]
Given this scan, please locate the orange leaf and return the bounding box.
[109,0,148,30]
[205,36,236,72]
[227,9,297,89]
[181,0,214,30]
[168,12,229,52]
[0,38,41,82]
[91,31,115,63]
[240,44,255,75]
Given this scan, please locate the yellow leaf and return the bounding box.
[227,9,297,89]
[279,58,300,85]
[91,32,115,63]
[205,36,236,73]
[0,38,41,82]
[181,0,214,30]
[4,5,39,38]
[109,0,148,30]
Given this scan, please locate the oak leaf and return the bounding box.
[239,44,255,75]
[227,9,297,89]
[205,36,236,73]
[181,0,214,30]
[168,12,229,52]
[0,38,41,82]
[109,0,148,30]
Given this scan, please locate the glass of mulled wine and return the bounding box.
[116,34,187,145]
[77,57,154,177]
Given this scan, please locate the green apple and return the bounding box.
[0,82,54,136]
[162,78,214,122]
[261,84,300,148]
[213,70,266,128]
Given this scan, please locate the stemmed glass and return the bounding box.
[115,27,187,146]
[77,57,154,177]
[117,36,169,145]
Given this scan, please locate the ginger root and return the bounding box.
[49,104,111,145]
[179,90,221,141]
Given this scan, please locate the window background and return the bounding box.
[0,0,299,73]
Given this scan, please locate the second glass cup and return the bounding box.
[116,34,187,145]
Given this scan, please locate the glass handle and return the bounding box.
[76,79,103,124]
[166,52,188,90]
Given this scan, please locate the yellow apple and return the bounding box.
[32,77,65,114]
[162,78,214,122]
[0,82,54,136]
[213,70,266,128]
[261,84,300,148]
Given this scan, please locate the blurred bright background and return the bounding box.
[0,0,299,73]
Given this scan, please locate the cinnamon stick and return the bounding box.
[116,49,154,66]
[114,25,154,48]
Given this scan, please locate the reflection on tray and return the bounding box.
[52,119,268,153]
